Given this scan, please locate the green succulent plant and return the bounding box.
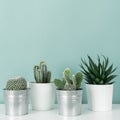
[34,61,51,83]
[54,68,83,90]
[6,76,27,90]
[80,55,117,85]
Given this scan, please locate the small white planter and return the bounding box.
[86,84,113,111]
[30,82,55,111]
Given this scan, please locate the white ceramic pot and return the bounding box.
[30,82,55,110]
[86,84,113,111]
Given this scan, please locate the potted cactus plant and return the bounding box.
[30,61,55,110]
[80,55,117,111]
[54,67,83,116]
[3,76,29,116]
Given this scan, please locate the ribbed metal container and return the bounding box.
[4,89,29,116]
[57,89,82,116]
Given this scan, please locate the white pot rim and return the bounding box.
[3,88,30,91]
[86,84,113,86]
[30,82,54,87]
[56,88,83,91]
[30,82,54,85]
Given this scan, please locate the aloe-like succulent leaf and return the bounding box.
[105,75,117,83]
[80,55,117,85]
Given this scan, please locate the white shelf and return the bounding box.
[0,104,120,120]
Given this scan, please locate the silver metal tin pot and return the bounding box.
[4,89,29,116]
[57,89,82,116]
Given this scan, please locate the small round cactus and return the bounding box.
[6,76,27,90]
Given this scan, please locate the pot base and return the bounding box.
[88,106,112,112]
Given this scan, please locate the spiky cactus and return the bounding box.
[6,76,27,90]
[54,68,83,90]
[34,61,51,83]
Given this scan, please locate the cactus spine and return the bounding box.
[34,61,51,83]
[54,68,83,90]
[6,76,27,90]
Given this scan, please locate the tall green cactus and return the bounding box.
[34,61,51,83]
[6,76,27,90]
[54,68,83,90]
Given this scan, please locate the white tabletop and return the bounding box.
[0,104,120,120]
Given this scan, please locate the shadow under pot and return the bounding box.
[57,89,82,116]
[4,89,29,116]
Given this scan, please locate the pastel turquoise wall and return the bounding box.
[0,0,120,103]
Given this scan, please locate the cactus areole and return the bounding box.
[33,61,51,83]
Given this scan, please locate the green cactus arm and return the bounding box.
[63,67,71,78]
[38,70,42,83]
[35,70,38,83]
[54,79,65,89]
[33,65,39,82]
[41,63,47,83]
[40,61,45,69]
[74,72,83,89]
[35,69,40,83]
[63,67,72,84]
[72,75,77,89]
[47,71,51,83]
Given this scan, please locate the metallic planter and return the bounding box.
[4,89,29,116]
[57,89,82,116]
